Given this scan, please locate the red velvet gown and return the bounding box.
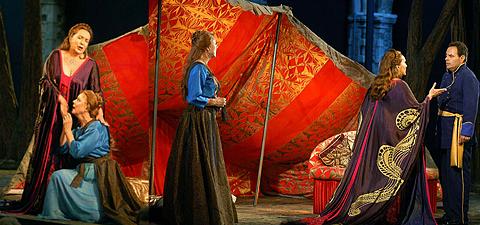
[4,50,102,214]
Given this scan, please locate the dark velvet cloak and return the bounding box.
[315,79,436,225]
[8,50,101,213]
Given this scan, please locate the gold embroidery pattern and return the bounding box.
[220,16,330,145]
[319,134,353,168]
[348,108,420,216]
[396,108,420,130]
[265,82,366,165]
[148,0,244,104]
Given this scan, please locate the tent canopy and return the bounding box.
[89,0,373,196]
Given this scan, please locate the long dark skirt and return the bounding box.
[163,106,237,225]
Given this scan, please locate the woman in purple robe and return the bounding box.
[303,49,445,225]
[2,23,106,214]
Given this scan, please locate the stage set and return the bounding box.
[1,0,480,224]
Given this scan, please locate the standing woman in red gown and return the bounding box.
[2,23,106,214]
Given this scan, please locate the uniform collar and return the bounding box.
[447,63,466,74]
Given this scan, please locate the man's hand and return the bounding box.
[460,135,471,144]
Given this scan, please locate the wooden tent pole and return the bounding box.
[149,0,162,199]
[254,12,282,206]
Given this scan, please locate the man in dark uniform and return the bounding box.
[434,41,479,225]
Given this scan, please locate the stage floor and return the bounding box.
[2,170,480,224]
[236,196,315,224]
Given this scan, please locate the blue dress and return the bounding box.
[162,62,237,225]
[186,63,218,107]
[39,120,109,223]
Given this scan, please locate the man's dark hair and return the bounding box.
[449,41,468,62]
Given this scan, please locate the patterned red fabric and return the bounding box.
[262,162,314,196]
[91,0,372,196]
[147,0,370,196]
[89,31,150,178]
[308,131,356,180]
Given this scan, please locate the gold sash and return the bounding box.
[438,110,464,168]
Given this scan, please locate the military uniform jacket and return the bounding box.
[437,64,480,149]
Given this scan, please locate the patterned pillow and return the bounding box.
[319,133,354,168]
[308,131,356,178]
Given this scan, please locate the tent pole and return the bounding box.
[149,0,162,200]
[253,13,282,206]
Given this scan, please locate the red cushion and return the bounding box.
[310,166,345,180]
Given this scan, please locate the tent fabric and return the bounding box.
[90,0,374,196]
[89,27,150,178]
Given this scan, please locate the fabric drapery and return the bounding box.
[2,50,101,214]
[75,0,374,197]
[95,158,144,225]
[308,79,436,225]
[145,0,373,195]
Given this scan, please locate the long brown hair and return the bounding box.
[181,30,214,99]
[58,23,93,58]
[370,49,403,100]
[81,90,103,118]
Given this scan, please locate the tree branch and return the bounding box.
[421,0,459,65]
[407,0,423,56]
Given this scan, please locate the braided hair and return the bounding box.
[81,90,103,118]
[181,30,215,99]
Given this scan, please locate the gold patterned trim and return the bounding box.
[348,108,420,216]
[226,0,375,88]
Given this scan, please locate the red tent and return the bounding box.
[89,0,374,197]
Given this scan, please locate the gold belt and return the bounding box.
[438,110,464,168]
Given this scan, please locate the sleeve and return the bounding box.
[35,52,59,130]
[398,80,422,107]
[87,61,105,112]
[68,126,101,159]
[58,143,68,154]
[460,73,479,137]
[186,65,210,108]
[88,61,102,94]
[38,51,58,96]
[39,52,52,87]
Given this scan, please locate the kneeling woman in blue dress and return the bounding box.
[39,90,143,225]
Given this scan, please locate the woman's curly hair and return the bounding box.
[370,49,404,100]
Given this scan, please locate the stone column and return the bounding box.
[40,0,65,61]
[348,0,397,74]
